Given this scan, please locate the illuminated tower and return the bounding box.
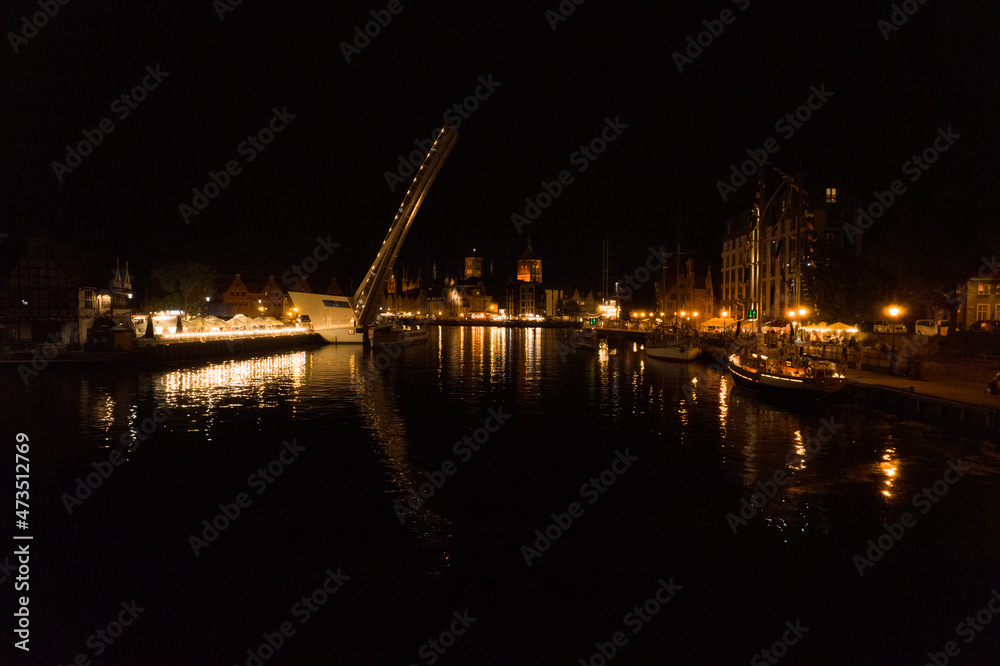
[516,237,542,283]
[464,248,483,280]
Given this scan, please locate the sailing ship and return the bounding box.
[726,166,846,399]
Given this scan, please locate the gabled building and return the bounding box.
[0,236,134,345]
[221,274,286,318]
[657,257,714,323]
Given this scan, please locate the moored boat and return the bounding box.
[644,337,701,362]
[727,345,845,399]
[370,324,429,347]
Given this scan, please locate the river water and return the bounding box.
[2,326,999,664]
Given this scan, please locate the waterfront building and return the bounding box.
[719,180,859,322]
[222,274,287,318]
[964,275,1000,327]
[657,256,715,324]
[0,236,134,345]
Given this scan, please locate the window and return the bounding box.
[825,187,837,203]
[977,304,989,320]
[978,284,989,295]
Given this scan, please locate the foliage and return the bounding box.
[146,262,215,316]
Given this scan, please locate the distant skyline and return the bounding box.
[3,1,998,300]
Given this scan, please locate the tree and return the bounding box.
[559,299,581,317]
[147,262,215,316]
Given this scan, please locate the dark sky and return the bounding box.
[2,0,998,296]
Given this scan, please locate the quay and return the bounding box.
[0,331,326,370]
[845,370,1000,437]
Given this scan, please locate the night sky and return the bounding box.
[3,0,998,296]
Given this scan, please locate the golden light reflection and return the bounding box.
[489,326,507,381]
[717,375,729,438]
[154,355,307,438]
[880,447,899,498]
[789,429,806,470]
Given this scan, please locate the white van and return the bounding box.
[915,319,939,336]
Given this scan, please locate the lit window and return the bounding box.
[978,284,990,295]
[825,187,837,204]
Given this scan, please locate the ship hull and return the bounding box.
[727,355,845,400]
[645,339,700,362]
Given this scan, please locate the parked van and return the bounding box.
[915,319,939,336]
[873,320,907,334]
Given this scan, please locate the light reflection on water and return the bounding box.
[15,325,987,546]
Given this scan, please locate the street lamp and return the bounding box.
[887,305,901,354]
[721,310,728,334]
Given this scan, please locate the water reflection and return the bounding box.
[31,326,977,554]
[880,447,899,498]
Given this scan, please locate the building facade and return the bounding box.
[965,277,1000,327]
[222,274,287,318]
[719,179,858,322]
[0,236,134,345]
[657,257,715,323]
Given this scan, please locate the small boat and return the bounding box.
[727,344,846,399]
[571,328,598,351]
[644,336,701,362]
[369,324,429,348]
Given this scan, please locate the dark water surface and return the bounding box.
[2,326,999,664]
